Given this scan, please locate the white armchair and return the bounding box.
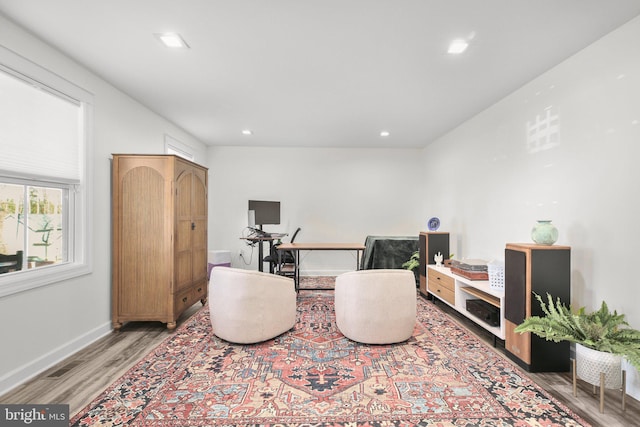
[209,267,297,344]
[335,269,416,344]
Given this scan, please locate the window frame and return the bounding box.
[164,134,195,161]
[0,45,93,297]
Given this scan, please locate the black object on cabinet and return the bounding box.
[360,236,419,270]
[418,232,450,297]
[504,243,571,372]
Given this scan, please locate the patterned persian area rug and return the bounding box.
[71,289,589,426]
[297,276,336,290]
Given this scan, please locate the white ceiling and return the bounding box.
[1,0,640,148]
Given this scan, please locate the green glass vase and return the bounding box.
[531,220,558,245]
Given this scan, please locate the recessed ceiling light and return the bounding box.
[242,129,253,136]
[154,33,190,49]
[380,131,390,137]
[448,39,468,54]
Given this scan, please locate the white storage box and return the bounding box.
[208,250,231,279]
[488,260,505,290]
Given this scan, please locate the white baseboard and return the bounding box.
[0,321,112,396]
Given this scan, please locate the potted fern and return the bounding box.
[515,293,640,388]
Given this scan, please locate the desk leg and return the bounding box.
[356,249,362,270]
[294,249,300,292]
[277,249,282,276]
[268,241,274,274]
[257,241,264,272]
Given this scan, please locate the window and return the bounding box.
[1,181,68,270]
[0,45,93,296]
[165,134,194,161]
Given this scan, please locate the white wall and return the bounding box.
[423,16,640,396]
[0,14,207,394]
[0,14,423,394]
[3,7,640,401]
[207,146,424,275]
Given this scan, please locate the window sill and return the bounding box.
[0,263,92,298]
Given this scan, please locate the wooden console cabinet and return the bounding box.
[504,243,571,372]
[418,232,450,297]
[427,265,505,341]
[111,154,208,330]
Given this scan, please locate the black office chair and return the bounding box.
[264,227,301,274]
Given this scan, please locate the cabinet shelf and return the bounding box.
[460,286,500,308]
[426,265,505,341]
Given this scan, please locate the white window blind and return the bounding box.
[0,44,93,297]
[0,68,82,183]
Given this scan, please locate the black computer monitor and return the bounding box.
[248,200,280,227]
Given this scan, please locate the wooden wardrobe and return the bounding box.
[111,154,208,330]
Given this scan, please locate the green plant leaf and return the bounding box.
[515,293,640,372]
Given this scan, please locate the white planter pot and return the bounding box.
[575,343,623,389]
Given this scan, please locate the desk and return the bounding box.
[277,242,366,291]
[240,235,286,272]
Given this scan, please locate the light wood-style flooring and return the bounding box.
[434,299,640,427]
[1,294,639,426]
